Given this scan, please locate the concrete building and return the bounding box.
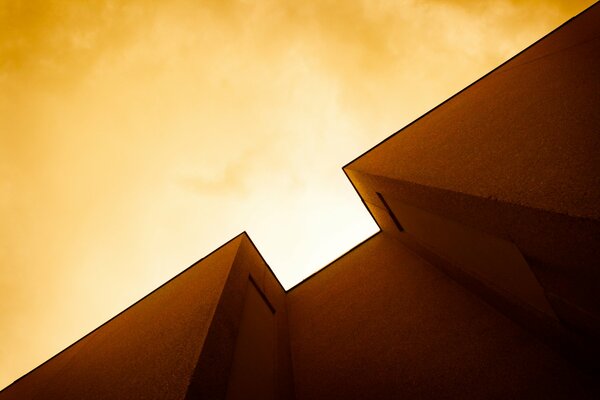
[1,3,599,399]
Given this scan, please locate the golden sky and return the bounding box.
[0,0,595,390]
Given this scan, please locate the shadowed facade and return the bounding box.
[0,234,293,400]
[1,3,599,399]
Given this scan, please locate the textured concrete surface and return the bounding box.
[225,281,276,400]
[186,234,294,400]
[344,3,600,348]
[382,194,555,317]
[347,4,600,220]
[0,235,243,400]
[288,233,598,399]
[349,5,600,219]
[2,4,598,400]
[0,234,294,400]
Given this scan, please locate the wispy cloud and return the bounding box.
[0,0,594,390]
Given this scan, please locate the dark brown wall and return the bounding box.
[344,3,600,350]
[185,234,294,400]
[0,235,243,400]
[347,5,600,221]
[226,280,276,400]
[380,195,554,316]
[233,236,295,400]
[0,233,295,400]
[3,7,598,399]
[287,233,597,399]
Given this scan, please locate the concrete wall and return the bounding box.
[0,235,243,400]
[343,3,600,354]
[226,279,276,400]
[2,6,598,399]
[287,233,597,399]
[346,5,600,222]
[186,234,294,400]
[0,233,295,400]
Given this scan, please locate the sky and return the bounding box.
[0,0,595,390]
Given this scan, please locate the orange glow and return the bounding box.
[0,0,594,390]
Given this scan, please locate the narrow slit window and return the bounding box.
[376,192,405,232]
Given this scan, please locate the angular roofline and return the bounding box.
[285,230,380,293]
[342,1,598,173]
[240,232,287,291]
[0,232,248,392]
[3,3,597,391]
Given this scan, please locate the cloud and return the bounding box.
[0,0,596,390]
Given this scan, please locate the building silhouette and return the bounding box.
[1,3,599,399]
